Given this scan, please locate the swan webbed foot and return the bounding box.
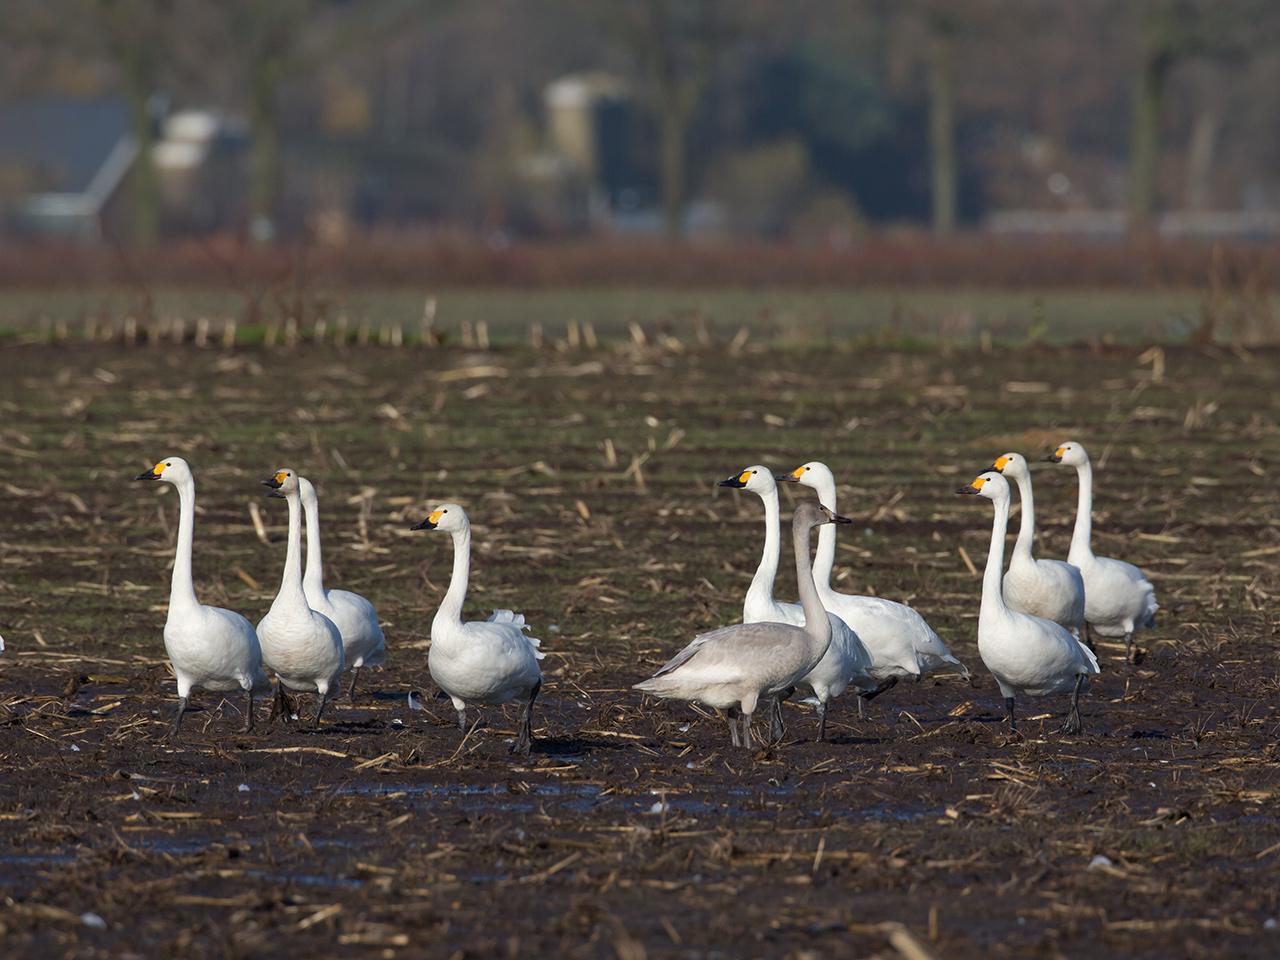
[166,696,188,740]
[1058,674,1085,735]
[268,683,296,725]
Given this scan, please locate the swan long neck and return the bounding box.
[1070,461,1094,559]
[793,519,830,648]
[744,488,781,616]
[169,477,199,613]
[278,490,307,602]
[301,487,325,598]
[810,476,838,589]
[438,526,471,625]
[1012,472,1036,560]
[982,495,1011,620]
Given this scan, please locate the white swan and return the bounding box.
[258,469,345,727]
[989,453,1085,633]
[635,501,845,749]
[1045,441,1158,663]
[412,503,544,756]
[133,457,269,738]
[957,471,1099,734]
[780,461,968,685]
[719,467,882,740]
[297,477,386,699]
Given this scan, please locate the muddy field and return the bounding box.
[1,337,1278,958]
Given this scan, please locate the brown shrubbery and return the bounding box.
[0,232,1277,290]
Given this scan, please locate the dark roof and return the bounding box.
[0,96,131,195]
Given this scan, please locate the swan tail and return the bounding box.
[927,652,970,679]
[488,609,545,659]
[633,676,679,698]
[1141,593,1159,629]
[488,609,526,628]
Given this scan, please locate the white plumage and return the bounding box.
[257,468,345,727]
[133,456,269,738]
[297,477,386,699]
[990,452,1085,633]
[719,466,878,740]
[1046,441,1158,662]
[413,503,543,756]
[635,501,846,749]
[958,471,1099,734]
[781,461,969,683]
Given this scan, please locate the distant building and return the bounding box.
[530,73,658,232]
[0,96,246,241]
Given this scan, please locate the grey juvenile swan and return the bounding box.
[634,500,850,749]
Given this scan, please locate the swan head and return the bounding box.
[134,456,191,485]
[717,465,775,495]
[991,452,1029,479]
[262,468,299,499]
[956,471,1010,501]
[1043,441,1088,467]
[411,502,467,533]
[777,461,834,490]
[793,499,851,531]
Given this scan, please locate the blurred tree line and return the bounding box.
[3,0,1280,243]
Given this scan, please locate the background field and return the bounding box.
[1,331,1278,958]
[0,285,1215,346]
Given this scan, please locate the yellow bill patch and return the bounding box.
[428,509,444,524]
[1054,446,1067,458]
[972,476,987,489]
[153,461,167,475]
[790,466,804,479]
[993,455,1009,471]
[274,471,287,483]
[738,470,752,484]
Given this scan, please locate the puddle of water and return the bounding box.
[0,853,77,866]
[333,779,933,823]
[243,868,364,890]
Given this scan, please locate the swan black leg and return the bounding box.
[513,680,540,756]
[167,696,188,740]
[816,700,828,742]
[727,707,742,748]
[768,689,792,743]
[741,710,753,749]
[455,706,468,732]
[1004,695,1017,735]
[1124,632,1134,665]
[347,666,360,700]
[268,683,294,725]
[1081,621,1096,654]
[1059,674,1085,735]
[312,695,326,729]
[242,688,255,733]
